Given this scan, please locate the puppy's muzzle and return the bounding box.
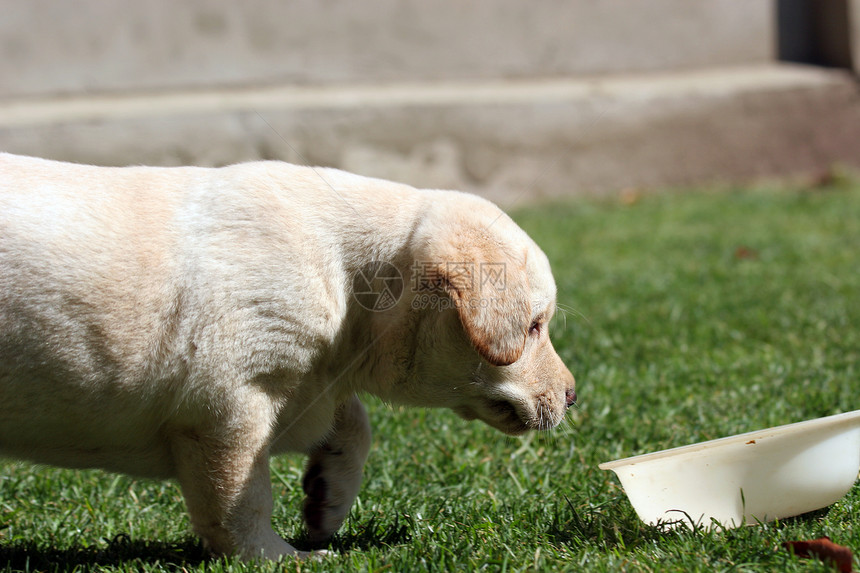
[565,389,577,409]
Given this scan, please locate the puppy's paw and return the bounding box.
[301,458,354,545]
[301,396,370,546]
[296,548,333,561]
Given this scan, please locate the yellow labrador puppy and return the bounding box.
[0,153,575,560]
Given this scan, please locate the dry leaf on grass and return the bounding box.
[733,246,759,260]
[783,536,853,573]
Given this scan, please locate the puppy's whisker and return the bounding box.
[557,307,571,333]
[557,302,589,325]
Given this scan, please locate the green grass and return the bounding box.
[2,178,860,572]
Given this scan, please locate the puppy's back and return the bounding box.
[0,155,200,473]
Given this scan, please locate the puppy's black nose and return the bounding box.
[565,389,577,408]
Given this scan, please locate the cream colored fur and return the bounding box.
[0,153,575,560]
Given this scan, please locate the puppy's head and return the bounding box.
[406,191,576,435]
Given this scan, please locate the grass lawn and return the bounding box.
[2,178,859,572]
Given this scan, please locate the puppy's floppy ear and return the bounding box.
[433,238,531,366]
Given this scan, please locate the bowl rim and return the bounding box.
[598,409,860,471]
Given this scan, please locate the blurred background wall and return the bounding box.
[1,0,858,202]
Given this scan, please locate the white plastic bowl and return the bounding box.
[599,410,860,529]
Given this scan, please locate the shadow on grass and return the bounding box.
[0,534,208,571]
[0,515,413,570]
[547,494,837,556]
[296,513,414,554]
[547,496,678,552]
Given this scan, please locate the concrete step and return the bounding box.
[1,64,858,204]
[2,0,772,98]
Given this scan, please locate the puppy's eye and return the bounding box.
[528,321,542,337]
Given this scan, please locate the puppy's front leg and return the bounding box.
[171,424,299,561]
[302,394,372,545]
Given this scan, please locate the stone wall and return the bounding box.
[2,1,773,97]
[1,0,858,200]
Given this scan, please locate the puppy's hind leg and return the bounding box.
[302,394,371,546]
